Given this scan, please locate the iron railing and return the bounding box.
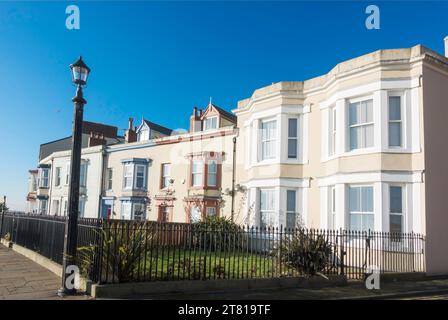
[0,213,426,283]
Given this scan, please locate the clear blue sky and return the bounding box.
[1,1,447,210]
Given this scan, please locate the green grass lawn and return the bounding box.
[130,247,286,281]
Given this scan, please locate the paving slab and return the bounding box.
[0,245,91,300]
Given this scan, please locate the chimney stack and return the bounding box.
[445,36,448,58]
[88,132,107,147]
[125,117,137,143]
[189,107,202,133]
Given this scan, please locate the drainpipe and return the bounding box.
[97,145,107,219]
[231,136,237,221]
[48,158,54,215]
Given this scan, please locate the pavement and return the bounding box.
[0,245,90,300]
[127,278,448,300]
[2,243,448,300]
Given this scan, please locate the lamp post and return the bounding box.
[58,56,90,296]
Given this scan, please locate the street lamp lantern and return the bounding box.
[70,56,90,86]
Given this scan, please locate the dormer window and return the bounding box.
[138,127,150,142]
[204,117,218,131]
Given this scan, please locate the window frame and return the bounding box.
[388,95,403,148]
[287,117,299,159]
[348,98,374,151]
[348,185,374,232]
[191,159,204,187]
[259,188,276,228]
[260,118,277,161]
[80,161,87,188]
[328,185,336,229]
[106,168,113,191]
[39,168,49,188]
[134,164,147,190]
[207,160,218,187]
[286,189,297,229]
[54,167,61,187]
[328,106,337,156]
[204,116,218,131]
[389,184,405,234]
[161,163,171,189]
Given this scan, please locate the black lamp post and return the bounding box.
[58,56,90,296]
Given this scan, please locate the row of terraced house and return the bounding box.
[26,39,448,274]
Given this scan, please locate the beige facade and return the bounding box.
[102,126,237,222]
[30,42,448,274]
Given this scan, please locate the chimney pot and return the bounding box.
[128,117,134,130]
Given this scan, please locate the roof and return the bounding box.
[212,104,237,123]
[142,119,173,136]
[82,121,118,138]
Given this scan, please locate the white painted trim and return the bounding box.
[317,171,424,187]
[244,177,311,189]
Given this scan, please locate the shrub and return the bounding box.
[191,216,245,251]
[77,222,155,283]
[276,229,333,278]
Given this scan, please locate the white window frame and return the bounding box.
[54,167,61,187]
[123,163,134,190]
[206,207,216,217]
[106,168,113,190]
[286,189,297,229]
[121,201,132,220]
[65,162,70,185]
[39,199,48,215]
[348,98,374,151]
[79,197,86,217]
[190,206,201,223]
[389,184,405,234]
[161,163,171,189]
[207,160,217,187]
[80,161,87,188]
[328,186,336,229]
[191,160,204,187]
[388,94,403,148]
[328,106,337,156]
[204,116,218,130]
[348,185,374,232]
[134,164,147,190]
[259,188,276,228]
[287,117,299,159]
[133,202,146,221]
[260,118,277,161]
[39,168,49,188]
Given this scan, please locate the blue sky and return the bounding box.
[1,1,447,210]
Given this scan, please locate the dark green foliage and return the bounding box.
[277,229,333,278]
[191,216,245,251]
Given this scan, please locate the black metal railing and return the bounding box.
[0,213,426,283]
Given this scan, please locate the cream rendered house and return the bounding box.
[100,103,238,222]
[234,41,448,274]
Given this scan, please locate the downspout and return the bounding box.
[48,158,54,215]
[231,136,237,221]
[97,145,107,219]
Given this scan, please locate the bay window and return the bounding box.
[120,199,146,220]
[39,199,48,214]
[349,186,374,231]
[206,207,216,217]
[388,96,402,147]
[349,99,374,150]
[261,119,277,160]
[122,159,149,191]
